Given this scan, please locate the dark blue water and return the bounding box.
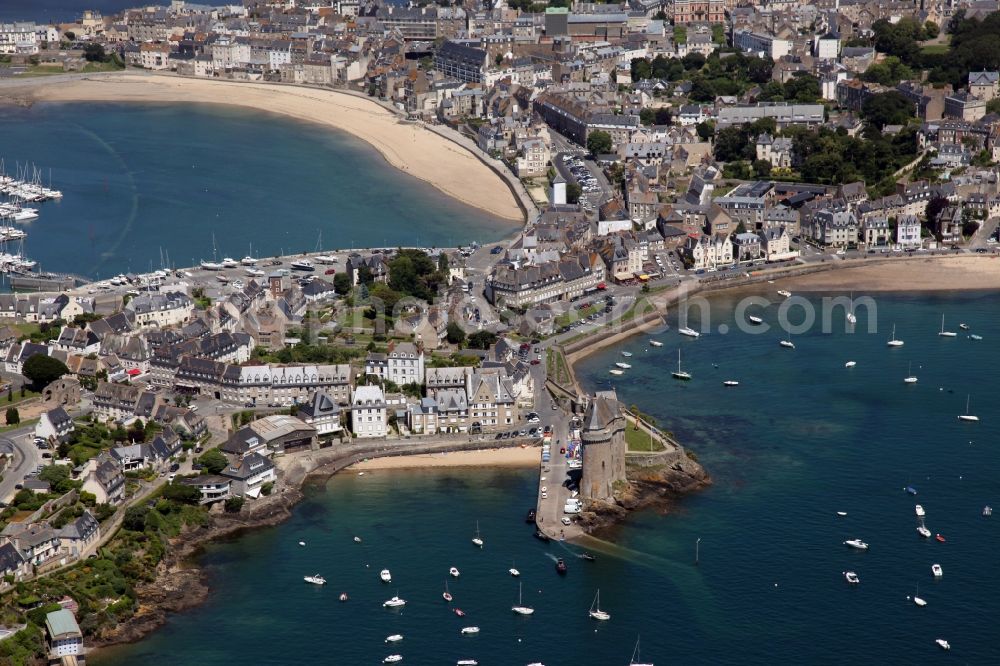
[95,291,1000,665]
[0,0,160,23]
[0,103,515,279]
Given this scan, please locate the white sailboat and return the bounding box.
[649,339,663,347]
[511,582,534,615]
[678,326,700,338]
[748,314,764,325]
[472,521,484,548]
[847,292,857,325]
[887,324,904,347]
[615,362,632,369]
[912,585,927,606]
[779,330,795,349]
[938,314,956,337]
[957,395,979,422]
[904,362,918,384]
[629,637,654,666]
[671,349,691,380]
[588,590,610,621]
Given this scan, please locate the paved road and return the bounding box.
[0,425,41,503]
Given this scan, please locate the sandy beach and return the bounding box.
[786,255,1000,292]
[0,73,523,221]
[349,445,539,471]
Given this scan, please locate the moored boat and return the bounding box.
[917,526,931,538]
[588,590,610,621]
[844,539,869,550]
[460,626,480,635]
[935,639,950,651]
[556,558,567,575]
[844,361,856,368]
[383,595,406,608]
[844,571,860,585]
[723,380,739,387]
[678,326,700,338]
[384,654,403,663]
[649,339,663,347]
[931,563,943,578]
[380,569,392,583]
[385,634,403,643]
[303,574,326,585]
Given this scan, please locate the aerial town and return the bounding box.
[1,0,999,663]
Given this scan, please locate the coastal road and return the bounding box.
[0,425,42,503]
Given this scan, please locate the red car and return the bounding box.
[325,268,336,275]
[530,359,540,365]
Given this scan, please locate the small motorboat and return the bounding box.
[384,655,403,663]
[525,509,536,524]
[913,596,927,607]
[460,626,480,635]
[453,608,466,617]
[779,339,795,349]
[383,596,406,608]
[935,639,950,651]
[534,529,550,542]
[556,558,568,575]
[723,380,739,387]
[915,504,925,517]
[844,571,860,585]
[844,539,869,550]
[747,314,763,324]
[984,506,993,517]
[777,289,792,298]
[836,511,847,517]
[614,362,632,369]
[380,569,392,583]
[932,563,943,578]
[580,552,596,562]
[450,567,461,578]
[353,536,362,543]
[609,369,625,376]
[621,351,633,357]
[304,574,326,585]
[339,592,349,602]
[844,361,856,368]
[385,635,403,643]
[678,326,700,338]
[510,567,521,577]
[935,534,946,543]
[959,323,970,330]
[969,334,983,340]
[917,526,931,538]
[905,486,918,496]
[457,661,478,666]
[649,339,663,347]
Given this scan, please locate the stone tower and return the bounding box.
[580,390,627,501]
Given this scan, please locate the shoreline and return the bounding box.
[561,255,1000,374]
[0,72,525,223]
[348,446,538,470]
[89,440,542,653]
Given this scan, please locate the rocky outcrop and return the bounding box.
[576,453,710,535]
[92,488,302,648]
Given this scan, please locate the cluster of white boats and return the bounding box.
[836,494,981,652]
[299,527,647,666]
[0,170,63,203]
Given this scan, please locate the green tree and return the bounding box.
[225,496,245,513]
[639,108,656,126]
[437,252,449,272]
[4,407,18,425]
[861,91,915,128]
[696,120,715,140]
[630,57,652,81]
[924,21,940,39]
[467,331,497,349]
[333,272,352,294]
[752,159,772,178]
[566,182,583,204]
[22,354,69,390]
[163,482,201,504]
[586,131,613,155]
[446,321,466,345]
[714,126,752,162]
[197,448,229,475]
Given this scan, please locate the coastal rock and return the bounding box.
[578,453,710,535]
[92,488,303,650]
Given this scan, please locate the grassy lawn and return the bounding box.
[920,44,949,54]
[625,425,666,452]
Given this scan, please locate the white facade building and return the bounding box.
[351,385,387,438]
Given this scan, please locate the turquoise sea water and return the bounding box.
[95,291,1000,665]
[0,103,515,280]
